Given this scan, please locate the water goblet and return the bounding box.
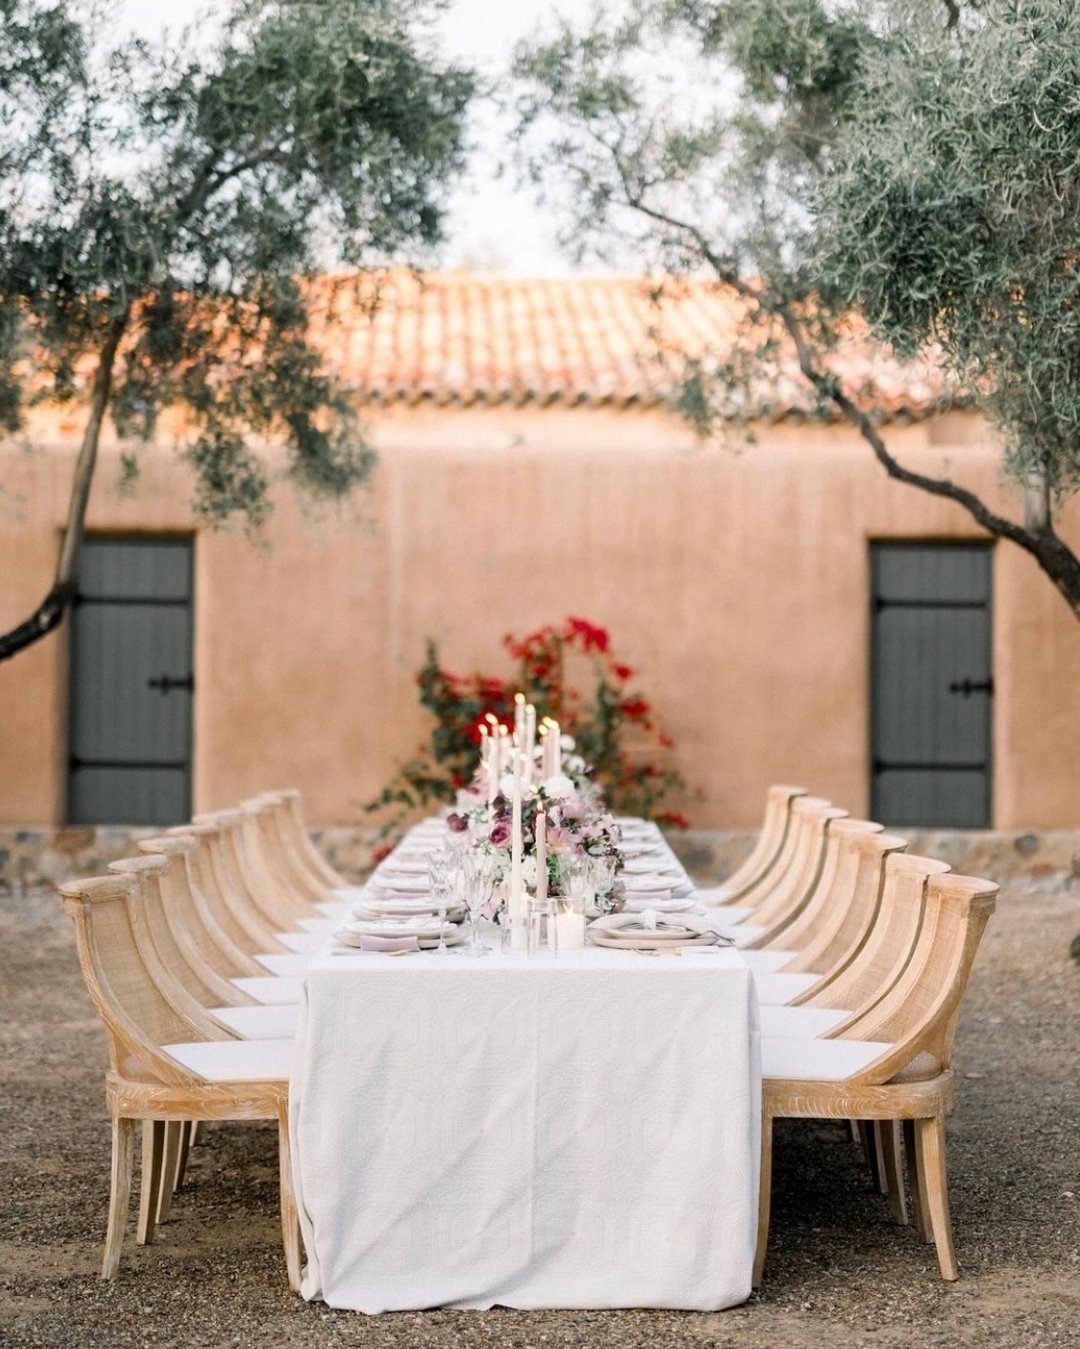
[460,849,495,957]
[427,849,453,954]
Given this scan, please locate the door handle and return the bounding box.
[147,673,195,693]
[948,677,994,698]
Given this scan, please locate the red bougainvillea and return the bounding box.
[366,617,688,840]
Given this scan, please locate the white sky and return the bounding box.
[117,0,588,275]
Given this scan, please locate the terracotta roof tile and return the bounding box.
[309,271,954,421]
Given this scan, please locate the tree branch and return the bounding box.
[0,308,128,662]
[613,176,1080,618]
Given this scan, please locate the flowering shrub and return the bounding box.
[365,616,688,843]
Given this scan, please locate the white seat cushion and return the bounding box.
[162,1037,295,1083]
[752,971,820,1005]
[231,976,304,1005]
[330,887,366,904]
[275,930,326,953]
[255,952,311,975]
[759,1005,849,1038]
[699,899,755,923]
[736,949,801,973]
[210,1004,300,1040]
[694,884,739,906]
[763,1036,892,1082]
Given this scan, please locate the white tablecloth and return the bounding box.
[290,933,762,1312]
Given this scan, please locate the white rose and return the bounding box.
[542,773,575,799]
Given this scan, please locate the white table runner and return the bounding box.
[290,936,761,1312]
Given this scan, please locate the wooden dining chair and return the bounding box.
[706,784,808,906]
[271,787,348,889]
[756,870,998,1284]
[729,798,847,946]
[751,819,887,958]
[135,836,267,992]
[244,794,340,911]
[58,873,301,1287]
[172,818,289,955]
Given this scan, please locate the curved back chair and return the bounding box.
[245,794,336,909]
[727,794,829,915]
[781,830,907,983]
[58,874,299,1287]
[109,855,237,1042]
[137,835,265,991]
[190,810,293,944]
[175,819,285,953]
[756,819,883,956]
[275,787,347,888]
[709,785,808,906]
[757,871,998,1285]
[740,811,872,950]
[814,853,953,1028]
[740,799,848,936]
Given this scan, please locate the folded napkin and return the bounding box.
[595,910,713,936]
[625,895,704,914]
[358,934,420,953]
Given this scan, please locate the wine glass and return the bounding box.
[427,849,453,954]
[460,849,495,957]
[589,854,617,915]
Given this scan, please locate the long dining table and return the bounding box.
[288,820,763,1312]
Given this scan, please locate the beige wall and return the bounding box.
[2,406,1079,828]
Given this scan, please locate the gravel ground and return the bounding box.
[1,880,1077,1349]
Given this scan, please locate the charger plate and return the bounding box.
[588,929,720,951]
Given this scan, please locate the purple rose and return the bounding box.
[446,812,469,834]
[490,822,511,848]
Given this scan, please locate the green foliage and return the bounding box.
[0,0,474,527]
[366,618,689,846]
[512,0,1080,509]
[812,0,1080,497]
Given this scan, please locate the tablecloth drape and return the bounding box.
[290,941,761,1312]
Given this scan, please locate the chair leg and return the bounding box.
[903,1119,933,1243]
[156,1122,185,1224]
[102,1115,135,1279]
[879,1121,908,1226]
[914,1115,958,1280]
[138,1120,166,1245]
[174,1120,194,1193]
[277,1109,303,1292]
[855,1120,884,1191]
[753,1112,773,1287]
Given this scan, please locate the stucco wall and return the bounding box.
[1,405,1079,828]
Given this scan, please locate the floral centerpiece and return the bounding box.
[446,761,626,920]
[365,616,689,855]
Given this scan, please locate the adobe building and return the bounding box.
[1,271,1078,848]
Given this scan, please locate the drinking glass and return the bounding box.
[427,849,453,954]
[589,854,617,915]
[460,850,495,957]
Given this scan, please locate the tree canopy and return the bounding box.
[512,0,1080,617]
[0,0,473,659]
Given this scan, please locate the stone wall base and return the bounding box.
[3,823,1079,895]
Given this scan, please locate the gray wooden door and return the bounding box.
[68,536,194,825]
[870,542,993,828]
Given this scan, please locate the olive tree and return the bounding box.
[512,0,1080,617]
[0,0,473,661]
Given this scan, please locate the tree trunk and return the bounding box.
[0,312,127,663]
